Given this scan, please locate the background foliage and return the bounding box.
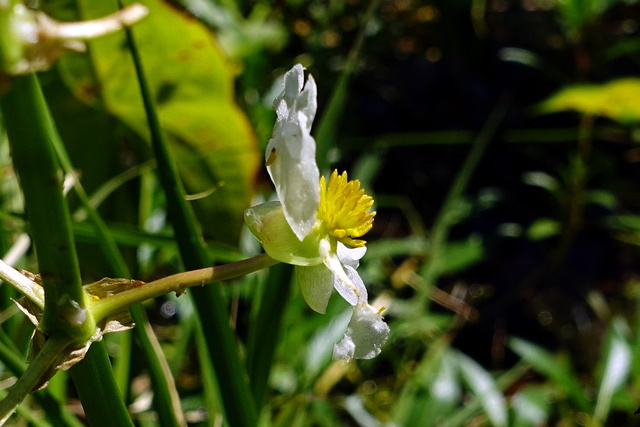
[3,0,640,425]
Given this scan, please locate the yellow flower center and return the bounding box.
[318,170,376,247]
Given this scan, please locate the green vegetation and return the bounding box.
[1,0,640,426]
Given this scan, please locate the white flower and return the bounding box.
[245,64,389,360]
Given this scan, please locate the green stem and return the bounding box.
[0,336,72,424]
[0,330,83,427]
[91,254,279,322]
[50,117,187,425]
[418,99,509,305]
[314,0,380,171]
[121,13,261,426]
[68,341,134,427]
[1,73,133,426]
[1,74,93,340]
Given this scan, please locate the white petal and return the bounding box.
[337,243,367,269]
[266,65,320,240]
[341,264,368,303]
[296,265,334,314]
[332,304,390,361]
[320,239,359,306]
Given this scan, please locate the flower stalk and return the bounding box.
[90,254,279,322]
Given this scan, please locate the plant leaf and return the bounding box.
[456,351,508,427]
[539,78,640,125]
[53,0,260,244]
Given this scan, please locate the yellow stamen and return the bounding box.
[318,170,376,247]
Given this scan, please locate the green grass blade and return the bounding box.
[509,337,589,411]
[442,362,529,427]
[49,84,187,427]
[593,319,632,424]
[69,342,134,427]
[456,352,508,427]
[121,12,257,426]
[418,100,509,305]
[246,263,293,408]
[314,0,381,172]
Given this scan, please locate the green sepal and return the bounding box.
[245,201,324,266]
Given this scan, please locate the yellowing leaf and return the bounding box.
[539,78,640,124]
[55,0,260,244]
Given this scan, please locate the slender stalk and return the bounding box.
[417,99,509,305]
[1,73,133,426]
[91,254,279,321]
[314,0,380,171]
[121,14,261,426]
[0,336,72,424]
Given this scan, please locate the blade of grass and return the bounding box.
[417,99,509,306]
[593,320,631,425]
[0,330,84,427]
[314,0,381,172]
[441,361,529,427]
[49,88,186,427]
[246,263,293,408]
[1,73,133,426]
[120,7,258,426]
[509,337,589,411]
[456,351,508,427]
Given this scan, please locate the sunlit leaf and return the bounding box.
[440,235,484,274]
[527,218,560,241]
[456,351,508,427]
[51,0,260,244]
[511,386,550,427]
[594,319,632,423]
[509,337,589,411]
[539,78,640,125]
[554,0,632,37]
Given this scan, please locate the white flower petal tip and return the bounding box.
[332,304,390,361]
[265,64,320,241]
[337,243,366,268]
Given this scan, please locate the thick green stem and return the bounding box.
[121,16,261,426]
[1,73,133,426]
[1,74,93,341]
[49,87,186,426]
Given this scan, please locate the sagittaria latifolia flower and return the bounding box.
[245,64,390,360]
